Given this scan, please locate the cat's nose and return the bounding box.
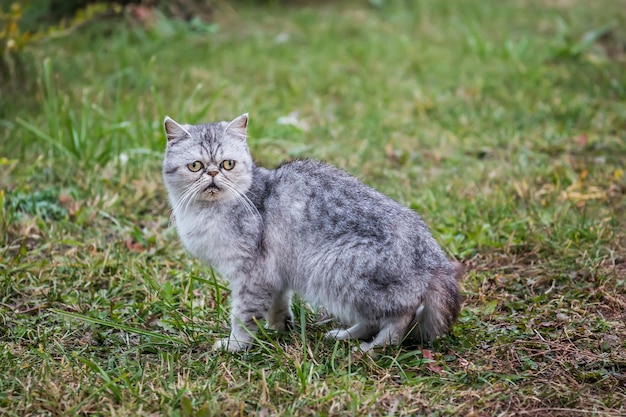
[207,171,218,177]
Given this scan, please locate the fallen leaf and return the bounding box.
[125,240,144,253]
[422,349,444,374]
[576,133,588,147]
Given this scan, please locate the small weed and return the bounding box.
[5,187,67,220]
[551,17,617,60]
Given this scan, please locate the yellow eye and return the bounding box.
[221,160,235,170]
[187,161,203,172]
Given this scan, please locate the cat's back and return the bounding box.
[264,159,432,244]
[271,158,389,203]
[270,158,410,215]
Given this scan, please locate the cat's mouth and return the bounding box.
[204,183,220,195]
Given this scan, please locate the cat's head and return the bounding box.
[162,114,253,210]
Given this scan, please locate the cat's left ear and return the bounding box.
[224,113,248,141]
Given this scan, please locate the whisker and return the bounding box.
[170,175,262,226]
[221,179,261,219]
[222,183,255,217]
[172,185,195,215]
[223,181,259,218]
[172,180,203,218]
[182,181,204,214]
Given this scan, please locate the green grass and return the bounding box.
[1,0,625,415]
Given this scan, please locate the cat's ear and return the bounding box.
[164,117,190,143]
[224,113,248,141]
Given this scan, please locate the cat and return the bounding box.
[162,113,463,352]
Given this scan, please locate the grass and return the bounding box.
[1,0,625,415]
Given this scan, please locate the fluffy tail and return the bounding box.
[410,262,464,342]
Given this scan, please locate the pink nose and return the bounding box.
[208,171,218,177]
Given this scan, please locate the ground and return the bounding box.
[1,0,625,415]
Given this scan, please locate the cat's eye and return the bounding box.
[221,160,236,170]
[187,161,203,172]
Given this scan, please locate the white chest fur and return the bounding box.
[174,207,243,280]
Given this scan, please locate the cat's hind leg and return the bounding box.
[356,313,414,352]
[266,290,294,331]
[325,322,378,341]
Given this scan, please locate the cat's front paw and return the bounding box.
[213,337,250,352]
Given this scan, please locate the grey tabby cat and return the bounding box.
[162,113,462,352]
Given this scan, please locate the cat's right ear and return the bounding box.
[164,117,190,143]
